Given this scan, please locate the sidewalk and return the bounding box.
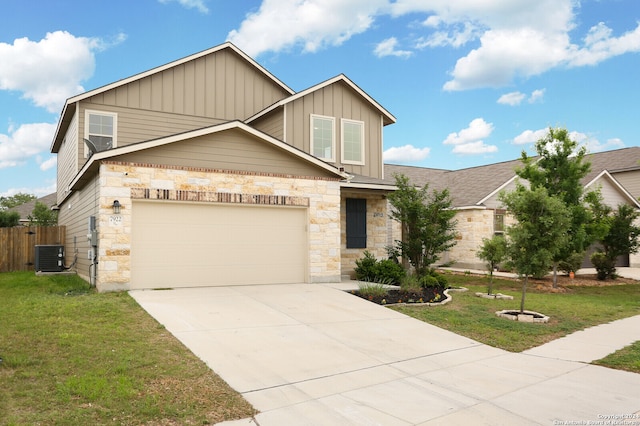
[524,315,640,362]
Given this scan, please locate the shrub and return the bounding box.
[419,274,439,288]
[354,251,405,284]
[373,259,405,284]
[354,251,378,281]
[591,251,617,280]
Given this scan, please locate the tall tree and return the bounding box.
[516,127,594,286]
[387,174,458,276]
[0,193,36,210]
[500,184,570,313]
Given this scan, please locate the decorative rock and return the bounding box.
[475,292,514,300]
[495,309,550,323]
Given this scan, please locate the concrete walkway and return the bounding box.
[131,283,640,426]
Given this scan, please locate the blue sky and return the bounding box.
[1,0,639,197]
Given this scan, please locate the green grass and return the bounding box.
[0,272,256,425]
[392,274,640,353]
[593,341,640,373]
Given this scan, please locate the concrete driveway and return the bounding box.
[131,284,640,425]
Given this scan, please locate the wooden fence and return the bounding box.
[0,226,66,272]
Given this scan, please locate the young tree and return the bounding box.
[590,201,640,280]
[500,184,570,313]
[516,128,594,287]
[387,174,458,276]
[28,201,58,226]
[477,235,507,295]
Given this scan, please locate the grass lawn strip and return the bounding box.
[391,273,640,353]
[593,341,640,374]
[0,272,257,425]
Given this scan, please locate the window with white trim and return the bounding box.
[341,119,364,165]
[85,110,117,157]
[311,114,335,161]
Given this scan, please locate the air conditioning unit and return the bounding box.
[35,245,64,273]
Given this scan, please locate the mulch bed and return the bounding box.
[350,286,446,305]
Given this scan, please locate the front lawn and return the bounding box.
[392,273,640,353]
[0,272,256,425]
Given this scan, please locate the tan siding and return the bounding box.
[80,48,288,124]
[57,111,79,204]
[115,128,336,178]
[284,81,383,179]
[251,110,284,140]
[58,174,100,283]
[78,102,225,148]
[593,177,631,207]
[612,170,640,201]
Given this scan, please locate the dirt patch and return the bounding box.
[528,274,638,293]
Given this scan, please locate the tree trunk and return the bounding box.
[520,275,528,313]
[552,263,558,288]
[487,270,494,295]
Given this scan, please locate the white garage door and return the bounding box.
[130,201,308,289]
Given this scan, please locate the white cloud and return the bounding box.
[0,31,125,112]
[443,118,493,145]
[0,123,57,169]
[570,132,625,153]
[383,144,430,163]
[416,22,480,49]
[158,0,209,13]
[39,156,57,171]
[569,22,640,67]
[1,181,56,198]
[443,118,497,156]
[498,89,545,106]
[513,128,548,145]
[497,91,526,106]
[227,0,387,57]
[452,141,498,155]
[528,89,545,103]
[374,37,412,58]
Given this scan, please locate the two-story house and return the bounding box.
[51,42,397,291]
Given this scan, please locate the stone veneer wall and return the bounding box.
[340,194,390,279]
[443,208,495,270]
[96,161,341,291]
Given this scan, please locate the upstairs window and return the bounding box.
[311,115,335,161]
[85,110,117,156]
[341,119,364,165]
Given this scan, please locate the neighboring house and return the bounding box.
[7,193,57,225]
[51,42,397,291]
[385,146,640,270]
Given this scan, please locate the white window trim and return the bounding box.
[341,118,365,166]
[84,109,118,157]
[310,114,335,162]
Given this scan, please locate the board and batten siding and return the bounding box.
[284,81,384,179]
[79,49,289,121]
[57,174,100,283]
[57,111,79,205]
[115,128,336,179]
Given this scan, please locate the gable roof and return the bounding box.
[8,193,57,222]
[51,42,294,152]
[384,146,640,208]
[65,120,347,197]
[246,74,396,126]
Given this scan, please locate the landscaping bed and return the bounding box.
[350,286,448,305]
